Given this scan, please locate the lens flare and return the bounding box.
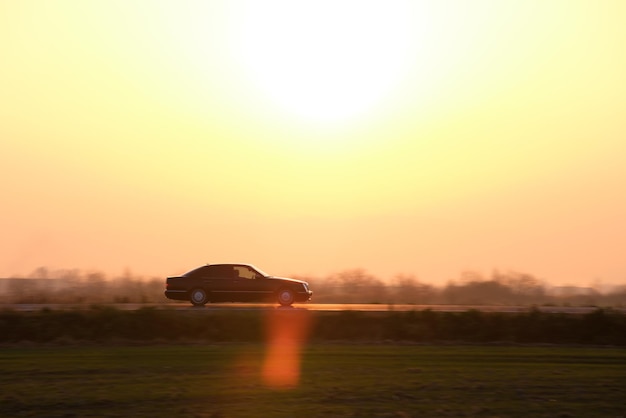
[262,309,312,389]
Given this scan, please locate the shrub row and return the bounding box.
[314,309,626,345]
[1,307,625,345]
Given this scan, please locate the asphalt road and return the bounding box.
[1,303,622,314]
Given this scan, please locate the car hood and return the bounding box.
[266,276,309,285]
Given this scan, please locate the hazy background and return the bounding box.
[1,267,625,306]
[2,1,625,287]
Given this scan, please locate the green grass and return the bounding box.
[1,344,624,417]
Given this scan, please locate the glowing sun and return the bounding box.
[231,1,416,124]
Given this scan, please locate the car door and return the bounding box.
[233,265,275,302]
[201,265,237,302]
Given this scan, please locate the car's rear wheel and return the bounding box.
[277,288,295,306]
[190,288,208,306]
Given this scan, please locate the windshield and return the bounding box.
[248,265,269,277]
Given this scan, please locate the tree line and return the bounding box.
[0,267,624,306]
[299,269,625,306]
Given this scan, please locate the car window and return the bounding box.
[234,266,257,279]
[207,265,233,278]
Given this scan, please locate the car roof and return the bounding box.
[208,263,255,268]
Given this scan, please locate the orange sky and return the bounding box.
[1,1,625,286]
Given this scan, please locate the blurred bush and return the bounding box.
[0,307,624,345]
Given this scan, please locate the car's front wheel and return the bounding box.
[190,288,209,306]
[277,288,295,306]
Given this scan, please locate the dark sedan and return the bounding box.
[164,263,313,306]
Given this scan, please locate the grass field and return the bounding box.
[1,344,624,417]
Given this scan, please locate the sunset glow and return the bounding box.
[1,1,625,286]
[232,1,416,124]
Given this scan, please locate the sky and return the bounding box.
[1,0,625,286]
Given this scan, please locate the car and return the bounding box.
[164,263,313,307]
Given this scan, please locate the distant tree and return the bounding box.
[321,269,388,303]
[84,271,107,303]
[390,274,435,304]
[441,277,513,305]
[28,266,49,279]
[493,270,546,304]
